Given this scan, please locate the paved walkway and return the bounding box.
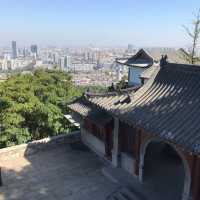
[0,143,118,200]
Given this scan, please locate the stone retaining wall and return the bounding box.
[0,131,80,161]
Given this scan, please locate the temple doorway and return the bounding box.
[139,140,191,200]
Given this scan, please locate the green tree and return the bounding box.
[180,9,200,64]
[0,69,82,148]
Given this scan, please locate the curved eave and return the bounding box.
[116,60,153,68]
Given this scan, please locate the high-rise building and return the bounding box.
[30,45,38,58]
[65,55,71,70]
[52,54,56,64]
[23,48,26,58]
[116,63,123,81]
[58,57,65,70]
[23,48,30,58]
[127,44,134,54]
[12,41,17,59]
[59,56,71,71]
[4,52,11,60]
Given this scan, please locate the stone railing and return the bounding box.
[0,131,80,161]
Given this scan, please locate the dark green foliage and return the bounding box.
[0,69,82,148]
[115,76,128,90]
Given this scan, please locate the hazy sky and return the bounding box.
[0,0,199,47]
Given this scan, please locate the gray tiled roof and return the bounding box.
[76,62,200,154]
[68,97,93,117]
[116,49,154,68]
[119,63,200,154]
[68,97,112,126]
[140,64,160,79]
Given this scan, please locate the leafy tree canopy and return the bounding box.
[0,69,82,148]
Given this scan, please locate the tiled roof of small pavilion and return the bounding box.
[74,62,200,154]
[116,49,154,68]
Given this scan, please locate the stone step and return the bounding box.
[120,187,141,200]
[107,187,141,200]
[116,191,129,200]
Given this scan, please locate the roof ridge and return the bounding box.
[84,86,139,98]
[164,62,200,73]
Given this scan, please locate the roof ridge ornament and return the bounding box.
[160,55,168,67]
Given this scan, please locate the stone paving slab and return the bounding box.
[0,143,118,200]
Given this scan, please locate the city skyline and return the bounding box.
[0,1,199,47]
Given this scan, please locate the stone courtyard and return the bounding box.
[0,142,118,200]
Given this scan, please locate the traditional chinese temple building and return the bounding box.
[116,49,159,86]
[68,56,200,200]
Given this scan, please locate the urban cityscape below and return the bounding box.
[0,41,184,86]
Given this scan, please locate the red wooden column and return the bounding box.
[133,128,141,176]
[105,124,114,160]
[183,151,200,200]
[112,117,120,167]
[184,152,194,200]
[0,167,2,186]
[189,155,200,200]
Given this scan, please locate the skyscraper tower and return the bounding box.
[127,44,134,54]
[30,45,38,58]
[12,41,17,59]
[59,56,71,71]
[23,48,26,58]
